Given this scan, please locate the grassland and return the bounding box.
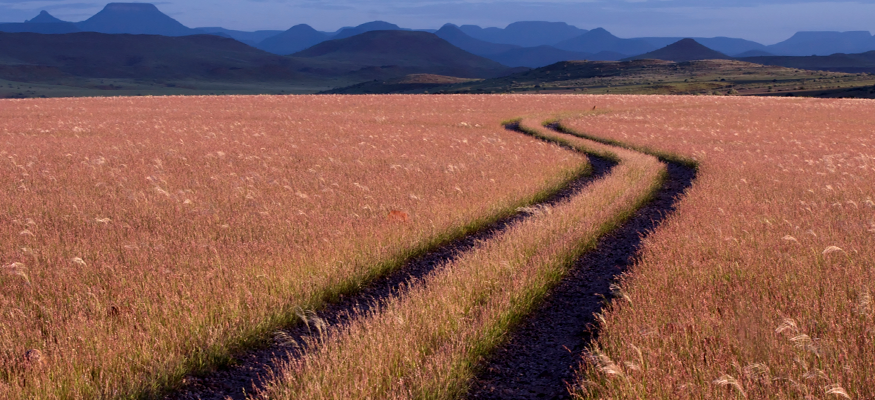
[253,118,665,399]
[558,96,875,399]
[0,77,341,98]
[1,94,873,400]
[328,60,875,99]
[0,95,588,399]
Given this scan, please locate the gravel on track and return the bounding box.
[164,129,615,400]
[466,153,696,400]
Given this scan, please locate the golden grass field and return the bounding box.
[1,94,873,399]
[254,119,665,399]
[558,97,875,399]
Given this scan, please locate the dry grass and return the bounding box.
[6,93,869,399]
[0,95,588,399]
[563,96,875,399]
[252,118,666,399]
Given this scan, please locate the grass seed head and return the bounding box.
[822,246,843,256]
[713,374,747,398]
[803,368,827,381]
[776,318,799,335]
[825,384,851,399]
[743,363,771,382]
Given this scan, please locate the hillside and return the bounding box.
[332,21,403,40]
[0,11,80,34]
[434,24,519,56]
[740,51,875,73]
[292,30,519,78]
[256,24,329,55]
[0,31,309,81]
[322,73,477,94]
[76,3,195,36]
[327,58,875,98]
[640,36,766,56]
[26,10,65,23]
[489,46,593,68]
[194,27,284,46]
[767,31,875,56]
[626,38,732,62]
[458,21,586,47]
[554,28,656,56]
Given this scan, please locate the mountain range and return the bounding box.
[3,1,875,98]
[3,3,875,63]
[0,29,519,86]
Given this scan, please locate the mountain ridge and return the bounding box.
[256,24,329,55]
[460,21,587,47]
[626,39,732,62]
[291,30,519,79]
[554,28,656,56]
[26,11,66,24]
[4,3,875,58]
[75,3,195,36]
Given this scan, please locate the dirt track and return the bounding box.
[165,128,615,400]
[466,131,696,399]
[167,122,695,400]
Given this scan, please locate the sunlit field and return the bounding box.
[0,95,590,398]
[1,94,873,399]
[561,96,875,399]
[254,118,665,399]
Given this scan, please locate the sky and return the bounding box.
[1,0,874,44]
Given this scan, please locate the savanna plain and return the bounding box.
[0,94,873,400]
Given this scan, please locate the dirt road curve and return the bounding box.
[165,127,615,400]
[467,139,696,399]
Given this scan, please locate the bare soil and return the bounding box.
[164,129,615,400]
[466,144,696,399]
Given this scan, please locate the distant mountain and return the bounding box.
[323,73,477,94]
[0,11,81,34]
[435,24,619,68]
[739,51,875,74]
[256,24,329,55]
[292,30,519,79]
[0,31,310,81]
[767,31,875,56]
[641,36,766,56]
[332,21,403,40]
[194,27,283,46]
[555,28,656,56]
[627,39,732,62]
[0,22,81,34]
[26,11,66,24]
[591,51,628,61]
[76,3,195,36]
[459,21,587,47]
[434,24,520,56]
[735,49,774,57]
[489,46,593,68]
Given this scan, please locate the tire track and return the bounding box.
[467,127,696,400]
[165,127,617,400]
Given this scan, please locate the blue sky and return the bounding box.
[1,0,874,44]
